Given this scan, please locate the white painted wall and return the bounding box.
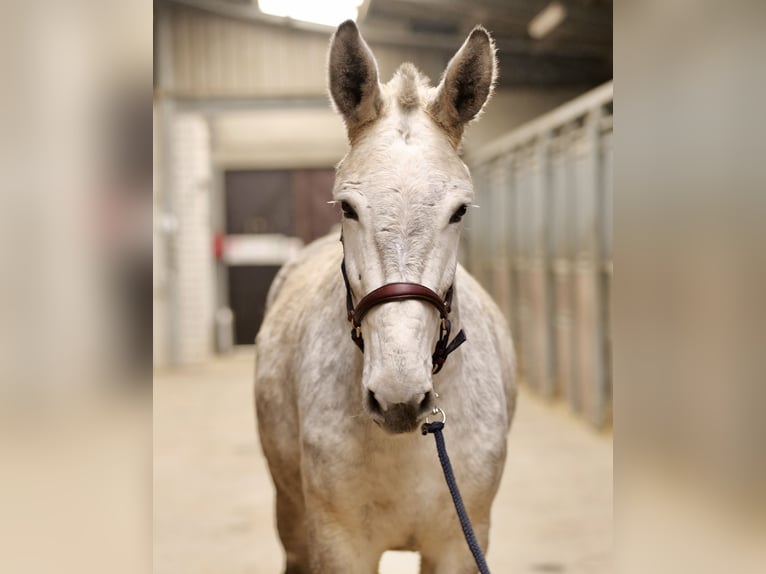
[462,87,591,155]
[210,87,591,170]
[171,114,215,365]
[212,107,347,169]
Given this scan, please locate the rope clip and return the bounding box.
[421,407,446,434]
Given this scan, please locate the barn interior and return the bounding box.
[153,1,613,572]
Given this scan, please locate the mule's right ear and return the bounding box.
[328,20,383,139]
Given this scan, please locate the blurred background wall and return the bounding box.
[153,0,612,425]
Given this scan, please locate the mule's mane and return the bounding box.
[390,63,431,111]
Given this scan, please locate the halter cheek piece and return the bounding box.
[340,247,466,375]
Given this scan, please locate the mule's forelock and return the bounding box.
[428,26,497,146]
[393,63,425,111]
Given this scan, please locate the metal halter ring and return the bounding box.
[425,407,446,425]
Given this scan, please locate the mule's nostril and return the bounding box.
[366,390,383,415]
[418,391,435,415]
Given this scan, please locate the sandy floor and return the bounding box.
[154,349,612,573]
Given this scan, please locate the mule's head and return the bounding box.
[328,21,496,433]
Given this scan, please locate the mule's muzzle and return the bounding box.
[365,390,435,434]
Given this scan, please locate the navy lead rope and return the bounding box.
[422,417,491,574]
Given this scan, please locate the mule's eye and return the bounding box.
[341,201,358,221]
[449,204,468,224]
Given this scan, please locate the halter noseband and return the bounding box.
[340,253,466,375]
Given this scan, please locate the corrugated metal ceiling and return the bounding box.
[160,0,612,88]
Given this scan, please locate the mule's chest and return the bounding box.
[311,429,480,535]
[347,438,458,547]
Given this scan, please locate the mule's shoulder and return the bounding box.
[455,263,513,354]
[455,263,517,425]
[256,231,344,385]
[257,231,344,346]
[455,264,504,320]
[265,231,342,310]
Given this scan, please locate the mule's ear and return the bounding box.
[328,20,383,139]
[429,26,497,144]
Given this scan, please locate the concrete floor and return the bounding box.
[154,349,612,573]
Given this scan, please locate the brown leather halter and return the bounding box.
[340,239,466,374]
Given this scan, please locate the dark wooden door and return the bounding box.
[224,168,338,344]
[225,170,294,235]
[227,265,282,345]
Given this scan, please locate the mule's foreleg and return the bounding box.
[275,486,309,574]
[305,510,381,574]
[420,519,490,574]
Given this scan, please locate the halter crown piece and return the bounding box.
[340,238,467,374]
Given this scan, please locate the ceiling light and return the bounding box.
[528,1,567,40]
[259,0,364,28]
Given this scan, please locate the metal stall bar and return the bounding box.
[598,113,614,427]
[571,108,607,427]
[489,156,511,322]
[550,126,578,412]
[504,154,523,381]
[514,146,533,386]
[531,134,556,398]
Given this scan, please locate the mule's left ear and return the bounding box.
[428,26,497,144]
